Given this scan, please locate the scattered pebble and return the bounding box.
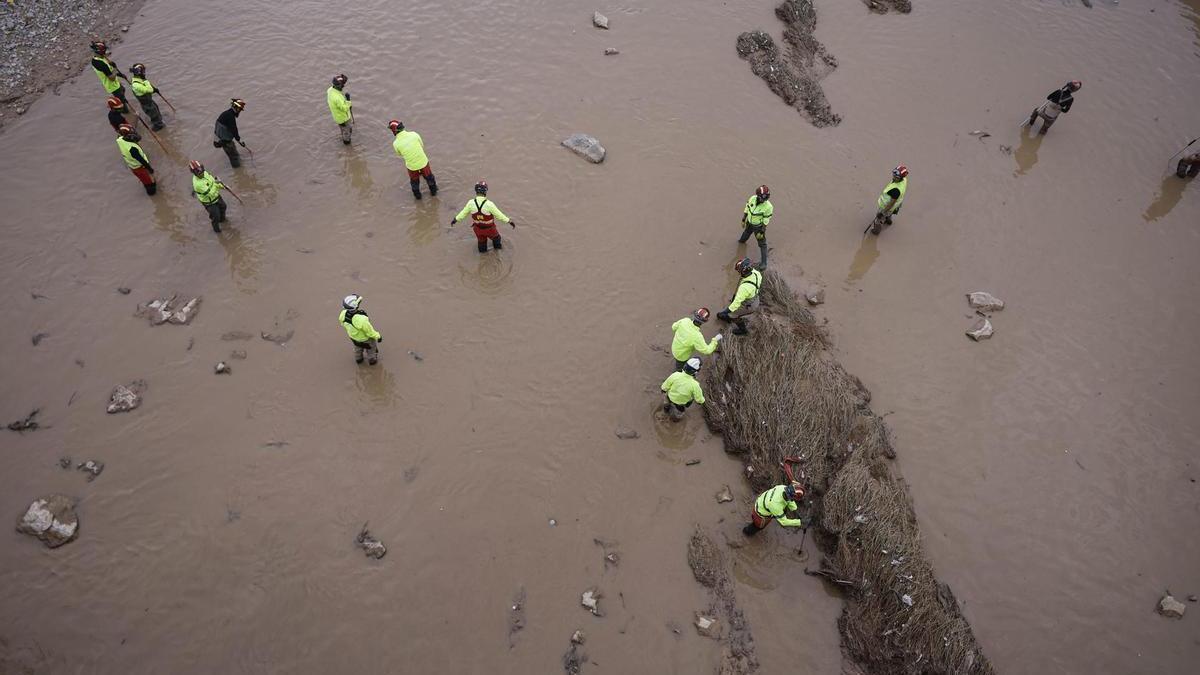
[580,587,603,616]
[966,291,1005,311]
[571,629,585,644]
[214,361,231,374]
[685,459,701,466]
[549,518,557,527]
[58,457,73,469]
[614,427,639,439]
[107,381,146,414]
[31,332,49,346]
[965,318,993,341]
[593,11,609,29]
[7,409,40,433]
[407,350,424,361]
[604,48,620,55]
[1158,593,1186,619]
[117,287,131,295]
[16,495,78,548]
[715,485,734,503]
[694,613,721,639]
[77,460,104,481]
[356,523,387,559]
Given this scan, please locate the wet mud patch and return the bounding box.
[736,1,840,128]
[702,271,993,675]
[863,0,912,14]
[687,528,759,675]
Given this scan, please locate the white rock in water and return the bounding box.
[805,287,826,306]
[715,485,733,503]
[214,361,231,374]
[694,613,720,639]
[571,629,586,644]
[562,133,606,163]
[168,297,201,325]
[581,587,603,615]
[16,495,79,548]
[1158,594,1186,619]
[593,11,609,29]
[965,318,993,341]
[966,291,1005,311]
[604,48,620,55]
[107,380,146,413]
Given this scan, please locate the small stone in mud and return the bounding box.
[966,291,1005,311]
[614,427,639,439]
[408,350,424,361]
[694,613,721,639]
[16,495,78,548]
[805,287,825,306]
[32,332,50,346]
[117,287,131,295]
[715,485,734,503]
[106,381,146,414]
[580,587,603,616]
[508,586,527,647]
[562,133,606,163]
[230,349,247,360]
[604,48,619,55]
[261,330,294,345]
[214,361,231,375]
[571,629,585,644]
[7,409,40,433]
[549,518,557,527]
[221,331,254,341]
[58,457,73,469]
[966,318,994,341]
[120,25,129,32]
[1188,594,1198,602]
[169,297,201,325]
[686,459,701,466]
[356,523,387,559]
[77,460,104,481]
[186,337,194,351]
[592,11,609,29]
[1157,594,1186,619]
[16,107,26,116]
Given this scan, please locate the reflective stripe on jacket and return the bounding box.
[192,171,223,205]
[876,178,907,213]
[744,196,773,226]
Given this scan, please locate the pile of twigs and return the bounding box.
[703,270,993,675]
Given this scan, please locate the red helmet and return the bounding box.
[116,123,135,136]
[388,119,403,133]
[90,41,108,55]
[474,180,489,194]
[734,257,755,276]
[188,160,205,175]
[692,307,711,324]
[106,96,124,110]
[784,483,805,501]
[755,185,770,200]
[892,165,909,180]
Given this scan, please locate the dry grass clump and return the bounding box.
[703,270,993,675]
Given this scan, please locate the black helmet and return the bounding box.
[130,63,146,77]
[90,41,108,55]
[474,180,489,195]
[734,257,754,277]
[332,74,348,88]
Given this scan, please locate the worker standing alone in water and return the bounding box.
[326,74,353,144]
[738,185,773,269]
[115,123,156,196]
[871,165,908,235]
[743,483,805,536]
[661,357,706,421]
[89,41,129,104]
[388,119,438,198]
[670,308,722,372]
[129,63,165,131]
[717,258,762,335]
[338,294,383,365]
[213,99,247,167]
[189,161,229,233]
[1028,80,1081,135]
[450,180,517,253]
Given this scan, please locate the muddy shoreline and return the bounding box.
[0,0,146,130]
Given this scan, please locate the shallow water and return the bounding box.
[1,0,1198,673]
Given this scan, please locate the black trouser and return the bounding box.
[1178,158,1200,179]
[136,95,164,129]
[203,197,227,232]
[410,173,438,198]
[217,139,240,167]
[110,85,129,106]
[738,224,769,267]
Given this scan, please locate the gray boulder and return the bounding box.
[16,495,78,548]
[1158,594,1186,619]
[966,318,993,341]
[593,11,609,29]
[107,380,146,413]
[356,523,387,559]
[966,291,1004,311]
[168,297,202,325]
[562,133,606,163]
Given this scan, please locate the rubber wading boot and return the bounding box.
[758,242,768,269]
[738,226,752,244]
[410,180,422,199]
[355,356,364,364]
[1028,109,1039,127]
[427,175,438,196]
[492,236,503,250]
[368,357,378,365]
[477,240,488,253]
[742,523,761,536]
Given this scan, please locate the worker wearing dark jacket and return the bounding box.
[213,99,247,167]
[743,483,805,536]
[1028,81,1081,135]
[115,124,156,195]
[106,96,132,132]
[90,41,128,104]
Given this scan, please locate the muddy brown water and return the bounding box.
[2,0,1198,672]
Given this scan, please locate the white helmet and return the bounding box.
[685,357,701,374]
[342,294,363,310]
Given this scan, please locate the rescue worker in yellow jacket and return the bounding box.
[129,63,165,130]
[744,482,805,536]
[90,41,128,104]
[738,185,773,269]
[338,294,382,365]
[326,74,353,144]
[450,180,517,253]
[389,119,437,198]
[670,308,722,372]
[189,161,228,233]
[115,124,156,195]
[661,357,706,421]
[717,258,762,335]
[871,165,908,235]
